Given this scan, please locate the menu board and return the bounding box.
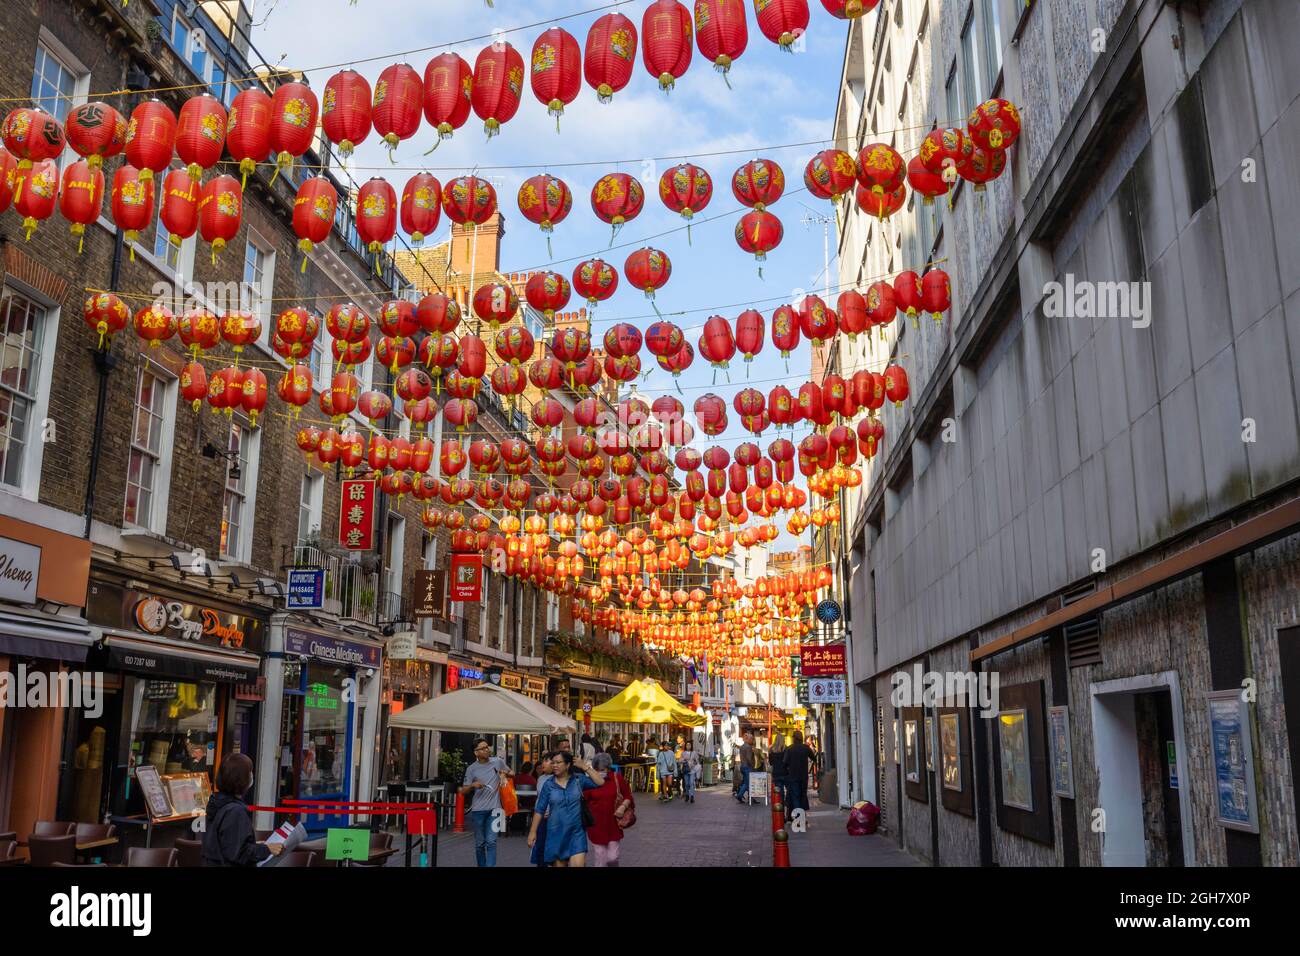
[164,773,211,816]
[134,764,174,820]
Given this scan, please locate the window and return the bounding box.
[150,183,196,279]
[298,471,323,543]
[220,421,259,562]
[960,7,979,118]
[497,578,508,650]
[980,0,1003,91]
[523,306,545,342]
[242,235,275,341]
[0,288,49,493]
[384,513,405,609]
[945,61,961,127]
[31,42,79,124]
[307,314,327,380]
[125,368,175,532]
[168,8,227,93]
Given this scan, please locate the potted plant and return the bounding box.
[436,750,466,786]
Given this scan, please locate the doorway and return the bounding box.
[1090,672,1195,866]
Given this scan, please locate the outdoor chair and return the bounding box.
[27,834,77,867]
[125,847,178,867]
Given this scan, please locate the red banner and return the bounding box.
[800,643,847,676]
[449,553,483,602]
[339,479,376,550]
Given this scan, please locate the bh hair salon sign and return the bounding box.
[0,535,41,604]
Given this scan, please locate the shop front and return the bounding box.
[76,575,265,840]
[0,517,93,843]
[267,625,383,833]
[381,638,446,785]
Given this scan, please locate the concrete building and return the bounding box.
[834,0,1300,865]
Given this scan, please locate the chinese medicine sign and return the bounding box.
[800,643,847,677]
[449,553,482,602]
[338,479,376,550]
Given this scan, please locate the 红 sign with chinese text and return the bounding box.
[338,479,376,550]
[800,643,847,676]
[449,553,482,601]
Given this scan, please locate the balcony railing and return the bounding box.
[283,544,379,625]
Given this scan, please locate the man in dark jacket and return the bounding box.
[784,731,815,824]
[202,753,281,866]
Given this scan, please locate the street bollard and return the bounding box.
[773,828,791,867]
[771,799,785,834]
[453,792,466,833]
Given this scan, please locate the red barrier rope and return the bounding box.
[246,803,440,814]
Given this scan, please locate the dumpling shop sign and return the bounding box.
[0,536,41,604]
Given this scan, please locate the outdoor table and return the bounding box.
[298,837,397,867]
[76,837,119,862]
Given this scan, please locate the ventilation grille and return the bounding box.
[1061,580,1098,607]
[1065,618,1103,668]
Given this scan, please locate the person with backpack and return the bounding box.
[202,753,282,866]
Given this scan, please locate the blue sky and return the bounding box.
[252,0,850,542]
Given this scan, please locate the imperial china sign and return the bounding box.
[0,536,41,604]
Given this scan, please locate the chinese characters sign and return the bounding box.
[338,479,376,550]
[449,553,482,602]
[800,643,847,676]
[413,569,446,619]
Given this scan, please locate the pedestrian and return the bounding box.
[580,733,599,763]
[527,750,605,867]
[784,731,815,825]
[769,733,788,810]
[606,735,625,761]
[583,753,634,867]
[202,753,282,866]
[680,741,699,803]
[530,752,556,867]
[735,732,755,802]
[457,737,514,867]
[654,736,678,801]
[516,761,537,789]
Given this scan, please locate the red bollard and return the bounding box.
[773,828,791,867]
[453,792,466,833]
[771,800,785,834]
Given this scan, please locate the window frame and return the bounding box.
[123,364,177,534]
[219,419,260,564]
[31,30,90,171]
[241,231,276,347]
[298,470,324,544]
[0,282,60,502]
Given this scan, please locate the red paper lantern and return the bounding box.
[572,258,619,306]
[864,280,896,332]
[906,154,949,205]
[377,336,416,373]
[755,0,809,49]
[240,368,269,426]
[771,304,799,357]
[645,321,685,358]
[699,315,736,369]
[805,148,858,200]
[968,98,1021,152]
[524,270,571,320]
[517,173,572,236]
[959,144,1007,191]
[734,209,783,263]
[0,148,17,214]
[919,127,965,179]
[226,88,272,188]
[277,364,314,416]
[400,172,442,244]
[181,361,208,412]
[529,356,565,391]
[2,108,65,189]
[323,69,372,157]
[921,269,951,322]
[65,102,126,171]
[531,28,582,125]
[893,270,922,321]
[837,290,867,337]
[658,342,695,379]
[695,0,748,75]
[356,177,397,256]
[372,63,424,158]
[641,0,693,91]
[883,363,909,406]
[270,81,319,178]
[472,42,525,137]
[197,174,242,262]
[159,168,199,244]
[83,292,130,348]
[134,304,176,349]
[471,282,519,331]
[820,0,879,19]
[442,175,497,225]
[444,398,479,432]
[494,325,536,366]
[585,13,639,103]
[422,55,472,144]
[378,299,418,339]
[624,247,672,298]
[171,95,226,181]
[797,295,836,345]
[396,367,433,403]
[592,172,644,234]
[732,158,784,210]
[273,308,314,357]
[326,303,370,342]
[855,182,906,219]
[458,334,488,380]
[417,292,462,334]
[729,308,763,362]
[856,141,905,196]
[59,159,102,253]
[208,366,243,415]
[221,310,262,355]
[292,176,337,267]
[124,100,175,183]
[532,398,565,430]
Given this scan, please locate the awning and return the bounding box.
[567,676,626,694]
[388,681,576,734]
[589,679,707,726]
[0,607,95,662]
[102,632,260,683]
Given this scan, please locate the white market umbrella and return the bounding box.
[387,681,576,735]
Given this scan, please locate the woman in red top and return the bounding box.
[583,752,634,867]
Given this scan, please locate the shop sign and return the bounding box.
[234,676,266,702]
[338,479,376,551]
[89,582,265,653]
[808,677,847,704]
[800,643,847,677]
[412,569,446,619]
[524,677,547,695]
[285,568,326,610]
[285,628,381,668]
[449,553,482,601]
[0,535,40,604]
[444,663,485,691]
[388,631,418,660]
[499,672,522,690]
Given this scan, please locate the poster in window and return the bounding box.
[893,719,900,765]
[903,719,920,783]
[997,709,1033,811]
[925,716,935,772]
[164,772,211,816]
[1207,691,1258,833]
[1048,705,1075,799]
[940,713,962,792]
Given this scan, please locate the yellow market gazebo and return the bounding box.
[589,679,706,727]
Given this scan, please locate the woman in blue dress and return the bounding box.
[527,750,605,867]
